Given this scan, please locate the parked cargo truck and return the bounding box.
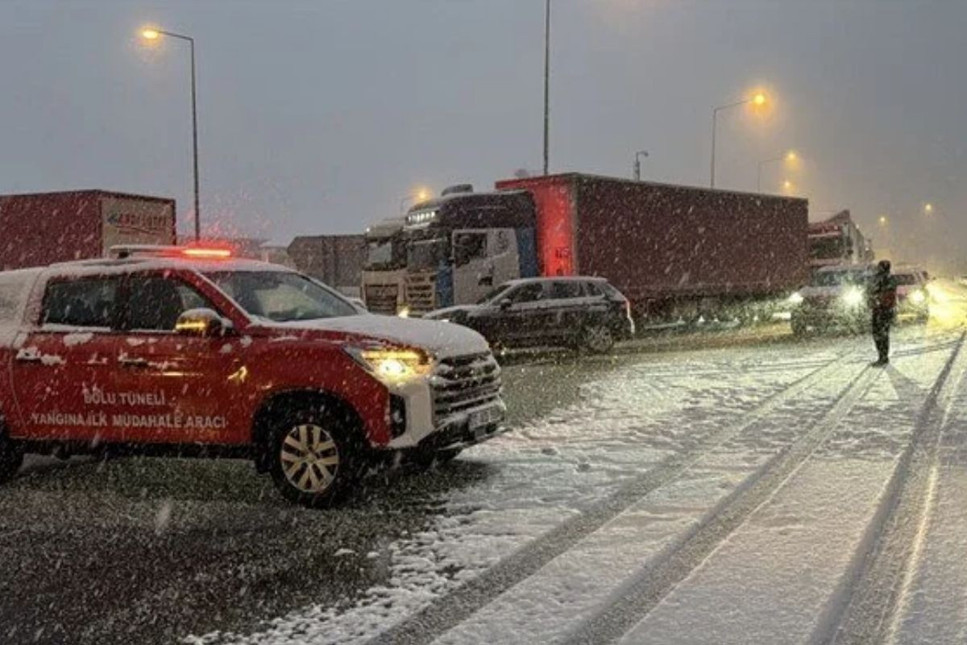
[383,174,808,320]
[360,218,408,315]
[0,190,176,270]
[807,210,874,270]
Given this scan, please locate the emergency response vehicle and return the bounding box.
[0,246,505,507]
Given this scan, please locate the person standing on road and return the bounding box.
[868,259,898,366]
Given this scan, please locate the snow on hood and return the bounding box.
[263,314,490,358]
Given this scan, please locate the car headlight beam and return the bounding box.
[842,286,865,307]
[909,289,926,304]
[347,347,432,382]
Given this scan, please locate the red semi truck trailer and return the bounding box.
[0,190,176,270]
[494,173,809,318]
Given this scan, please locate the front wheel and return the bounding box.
[268,407,359,508]
[582,324,615,354]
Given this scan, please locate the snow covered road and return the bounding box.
[194,318,967,645]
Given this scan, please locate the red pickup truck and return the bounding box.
[0,247,505,507]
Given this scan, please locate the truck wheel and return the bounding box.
[582,324,615,354]
[268,406,360,508]
[0,429,24,485]
[790,317,807,337]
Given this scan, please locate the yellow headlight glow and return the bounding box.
[355,348,431,382]
[842,286,865,307]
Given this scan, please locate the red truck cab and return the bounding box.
[0,247,505,507]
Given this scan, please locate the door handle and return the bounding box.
[119,356,149,369]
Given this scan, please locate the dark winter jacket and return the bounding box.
[868,272,898,311]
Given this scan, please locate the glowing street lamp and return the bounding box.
[139,25,201,241]
[879,215,888,226]
[924,202,934,214]
[710,91,768,188]
[756,149,798,192]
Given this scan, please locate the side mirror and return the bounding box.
[175,308,233,338]
[499,298,512,311]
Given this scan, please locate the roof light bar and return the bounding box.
[109,245,233,260]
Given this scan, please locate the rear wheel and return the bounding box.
[582,324,615,354]
[268,406,360,508]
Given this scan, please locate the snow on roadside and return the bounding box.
[184,345,845,645]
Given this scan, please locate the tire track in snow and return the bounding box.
[368,348,861,645]
[559,357,880,645]
[814,331,966,645]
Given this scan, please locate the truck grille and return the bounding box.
[431,352,502,422]
[405,273,436,315]
[364,284,400,316]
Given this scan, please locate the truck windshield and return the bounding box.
[810,237,845,260]
[408,238,449,270]
[365,239,403,270]
[204,271,358,322]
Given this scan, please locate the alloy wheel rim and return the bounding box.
[280,424,340,493]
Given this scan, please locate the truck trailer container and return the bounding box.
[494,174,809,318]
[288,234,366,298]
[0,190,176,271]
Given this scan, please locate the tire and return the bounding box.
[582,324,615,354]
[790,316,807,337]
[0,426,23,485]
[268,404,360,508]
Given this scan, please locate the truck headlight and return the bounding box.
[346,347,432,382]
[842,286,865,307]
[788,292,804,306]
[909,289,926,304]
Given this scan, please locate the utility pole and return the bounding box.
[543,0,551,176]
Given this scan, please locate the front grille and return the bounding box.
[364,284,400,316]
[405,274,436,315]
[431,352,502,422]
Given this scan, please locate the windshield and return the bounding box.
[894,273,921,286]
[204,271,358,322]
[810,237,845,260]
[365,238,404,270]
[476,283,512,305]
[407,237,449,270]
[810,270,869,287]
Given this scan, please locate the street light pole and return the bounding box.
[710,93,765,189]
[141,27,201,241]
[543,0,551,176]
[633,150,649,181]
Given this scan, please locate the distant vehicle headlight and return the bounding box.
[788,292,804,305]
[397,306,411,318]
[909,289,926,304]
[346,346,432,383]
[842,286,865,307]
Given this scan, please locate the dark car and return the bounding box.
[425,277,635,353]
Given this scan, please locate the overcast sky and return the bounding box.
[2,0,964,270]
